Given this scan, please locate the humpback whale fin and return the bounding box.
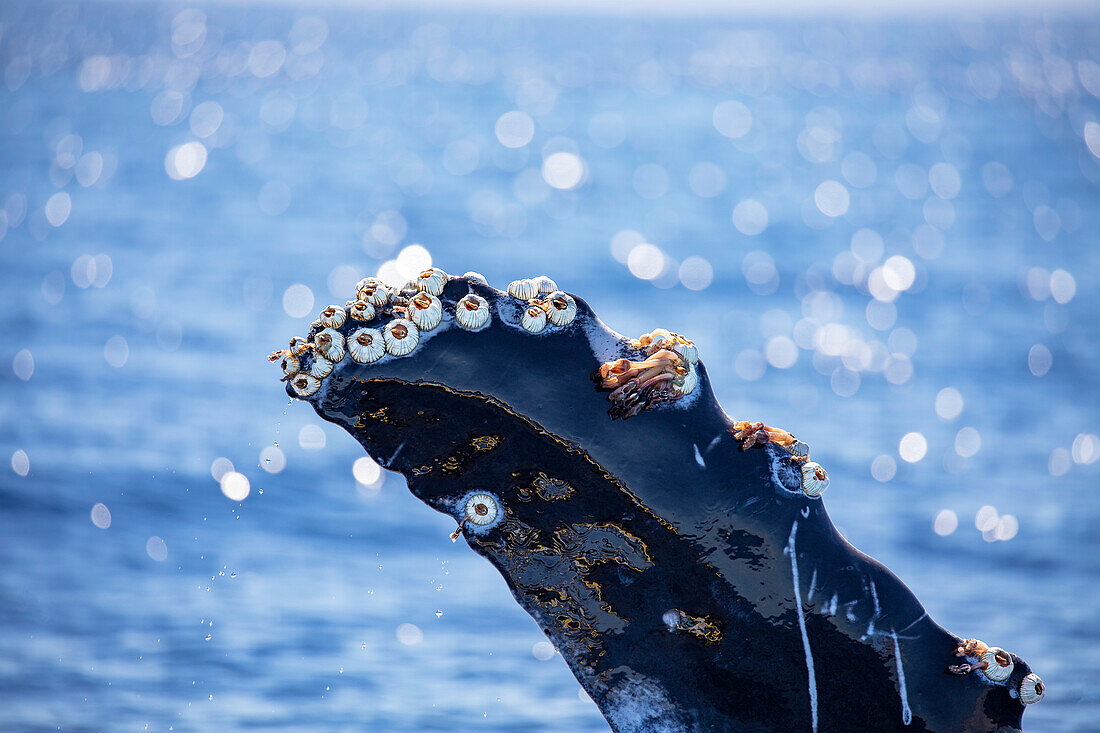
[272,270,1043,732]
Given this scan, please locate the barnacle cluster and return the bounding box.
[268,270,457,398]
[506,276,577,333]
[270,269,581,398]
[733,421,827,499]
[948,639,1044,705]
[594,328,699,420]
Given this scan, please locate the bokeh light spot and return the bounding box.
[91,503,111,529]
[220,471,251,502]
[282,283,314,318]
[899,432,927,463]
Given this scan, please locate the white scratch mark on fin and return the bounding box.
[867,581,881,637]
[693,443,705,468]
[787,521,818,733]
[891,630,913,726]
[808,569,818,602]
[801,505,810,518]
[828,594,838,616]
[705,433,723,454]
[897,612,927,635]
[386,441,406,467]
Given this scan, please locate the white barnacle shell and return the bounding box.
[319,305,346,329]
[800,461,829,497]
[357,278,391,306]
[455,294,490,330]
[672,340,699,365]
[348,299,375,321]
[280,352,300,378]
[545,291,577,327]
[313,328,345,363]
[383,319,419,356]
[507,278,538,300]
[290,373,321,397]
[348,327,385,364]
[309,355,334,378]
[415,267,448,296]
[408,292,443,331]
[464,493,499,526]
[521,304,547,333]
[676,365,698,395]
[463,271,488,284]
[533,275,558,294]
[1018,673,1044,705]
[786,440,810,459]
[980,648,1014,683]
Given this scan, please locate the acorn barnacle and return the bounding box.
[464,493,499,526]
[800,461,829,497]
[1018,673,1044,705]
[408,292,443,331]
[348,299,375,321]
[672,339,699,365]
[313,328,345,363]
[455,294,490,330]
[533,275,558,294]
[290,373,321,397]
[675,365,698,396]
[415,267,448,296]
[319,305,346,329]
[508,278,538,300]
[383,319,419,356]
[280,352,300,378]
[785,440,810,460]
[979,647,1014,683]
[545,291,577,327]
[356,278,391,306]
[348,327,385,364]
[521,304,547,333]
[309,355,334,378]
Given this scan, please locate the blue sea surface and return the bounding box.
[1,2,1098,730]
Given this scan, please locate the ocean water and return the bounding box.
[1,2,1098,730]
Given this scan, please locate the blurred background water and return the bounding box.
[1,1,1099,730]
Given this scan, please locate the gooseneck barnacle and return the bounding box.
[593,329,700,420]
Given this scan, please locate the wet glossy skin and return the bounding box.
[288,276,1032,732]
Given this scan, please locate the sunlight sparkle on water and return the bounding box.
[260,446,285,474]
[146,536,168,561]
[220,472,250,502]
[935,388,964,420]
[933,510,958,536]
[91,502,111,529]
[299,424,326,451]
[11,450,30,477]
[353,456,382,487]
[210,457,234,482]
[396,623,423,646]
[282,284,314,318]
[532,641,555,661]
[899,432,927,463]
[13,349,34,381]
